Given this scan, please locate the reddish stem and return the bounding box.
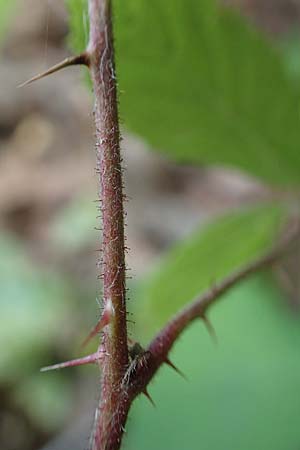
[128,219,300,397]
[87,1,128,449]
[21,4,300,449]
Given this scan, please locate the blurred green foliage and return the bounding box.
[0,234,74,429]
[135,205,286,340]
[280,30,300,83]
[0,235,69,379]
[50,195,97,251]
[67,0,300,185]
[14,373,73,432]
[65,0,89,52]
[0,0,16,41]
[127,278,300,450]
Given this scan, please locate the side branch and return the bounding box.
[129,218,300,397]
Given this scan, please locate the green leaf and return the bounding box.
[65,0,89,52]
[134,205,286,340]
[66,0,300,185]
[125,278,300,450]
[280,31,300,83]
[114,0,300,185]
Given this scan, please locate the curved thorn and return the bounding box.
[165,358,187,380]
[142,389,155,407]
[201,314,218,345]
[40,351,101,372]
[18,53,90,88]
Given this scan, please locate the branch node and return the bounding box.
[137,219,300,404]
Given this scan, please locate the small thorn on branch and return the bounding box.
[201,314,218,345]
[40,350,103,372]
[81,299,113,348]
[142,389,155,407]
[165,358,187,380]
[18,53,90,88]
[130,218,300,436]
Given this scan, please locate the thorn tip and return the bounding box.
[142,389,155,407]
[201,314,218,345]
[18,53,90,88]
[165,358,187,380]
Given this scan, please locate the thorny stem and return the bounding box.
[87,1,128,449]
[20,2,130,448]
[19,3,300,450]
[128,218,300,397]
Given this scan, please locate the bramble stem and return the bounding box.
[87,1,128,449]
[128,219,300,395]
[20,3,300,449]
